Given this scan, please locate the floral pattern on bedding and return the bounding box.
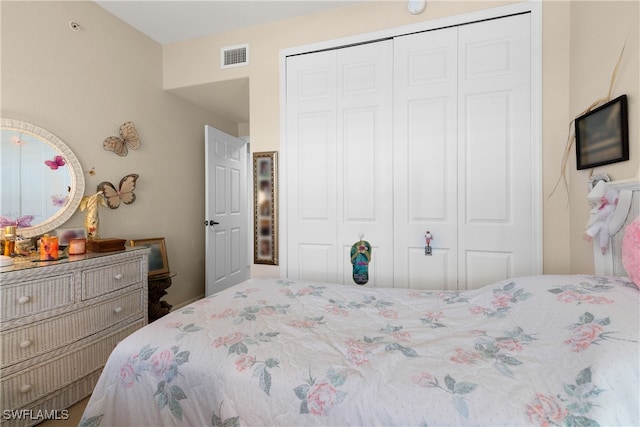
[450,326,536,378]
[526,367,604,427]
[80,275,639,427]
[118,344,191,420]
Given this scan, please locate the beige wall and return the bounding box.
[567,0,639,273]
[1,0,236,307]
[2,1,638,307]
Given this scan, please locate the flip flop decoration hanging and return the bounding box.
[350,234,371,285]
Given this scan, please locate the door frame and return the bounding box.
[279,1,543,280]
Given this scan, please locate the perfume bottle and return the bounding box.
[3,226,16,257]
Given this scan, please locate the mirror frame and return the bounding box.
[253,151,278,265]
[1,118,85,238]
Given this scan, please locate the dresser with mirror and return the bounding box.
[0,119,149,426]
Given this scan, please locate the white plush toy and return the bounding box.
[584,185,618,254]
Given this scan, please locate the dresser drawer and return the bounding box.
[82,260,143,299]
[0,275,74,322]
[1,321,143,411]
[1,290,144,369]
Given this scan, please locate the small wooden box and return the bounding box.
[87,238,126,253]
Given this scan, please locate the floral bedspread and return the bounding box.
[80,275,639,427]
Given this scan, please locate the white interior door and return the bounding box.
[285,48,338,283]
[336,41,394,287]
[394,26,459,290]
[205,125,249,296]
[286,41,393,286]
[457,14,533,289]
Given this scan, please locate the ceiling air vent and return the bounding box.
[221,44,249,69]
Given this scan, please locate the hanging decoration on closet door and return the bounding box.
[351,234,371,285]
[425,231,433,256]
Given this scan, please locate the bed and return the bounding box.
[81,182,639,427]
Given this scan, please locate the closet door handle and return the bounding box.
[17,295,31,304]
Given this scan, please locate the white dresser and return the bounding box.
[0,247,149,427]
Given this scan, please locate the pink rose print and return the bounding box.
[119,362,136,388]
[425,311,444,321]
[492,293,512,308]
[235,354,255,372]
[392,330,412,342]
[565,323,603,352]
[579,294,613,304]
[379,308,398,319]
[259,306,275,316]
[306,382,338,416]
[325,304,349,317]
[557,290,582,304]
[554,289,613,305]
[450,348,481,364]
[526,393,567,426]
[288,319,317,328]
[295,369,347,416]
[345,338,377,366]
[211,308,238,319]
[469,305,488,315]
[411,372,436,387]
[212,331,246,348]
[496,338,524,352]
[150,349,174,378]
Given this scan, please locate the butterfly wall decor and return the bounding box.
[97,174,139,209]
[0,215,34,228]
[44,155,65,170]
[103,121,141,157]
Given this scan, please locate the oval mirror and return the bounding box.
[1,118,85,238]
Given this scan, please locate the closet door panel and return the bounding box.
[394,27,459,290]
[458,13,532,289]
[336,41,394,287]
[286,50,339,282]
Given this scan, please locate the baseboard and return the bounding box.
[171,294,205,310]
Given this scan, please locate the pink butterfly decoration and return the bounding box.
[51,194,69,207]
[44,155,66,170]
[10,135,25,146]
[0,215,34,228]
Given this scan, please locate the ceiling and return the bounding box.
[94,1,365,125]
[95,1,363,45]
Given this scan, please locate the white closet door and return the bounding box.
[286,49,339,283]
[457,14,532,289]
[336,41,394,287]
[286,41,393,286]
[393,27,459,290]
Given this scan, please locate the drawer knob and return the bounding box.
[113,306,123,314]
[17,295,31,304]
[20,384,32,393]
[114,273,123,280]
[19,339,33,349]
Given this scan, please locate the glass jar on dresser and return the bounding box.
[0,247,149,427]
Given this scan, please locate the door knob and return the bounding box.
[205,220,220,226]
